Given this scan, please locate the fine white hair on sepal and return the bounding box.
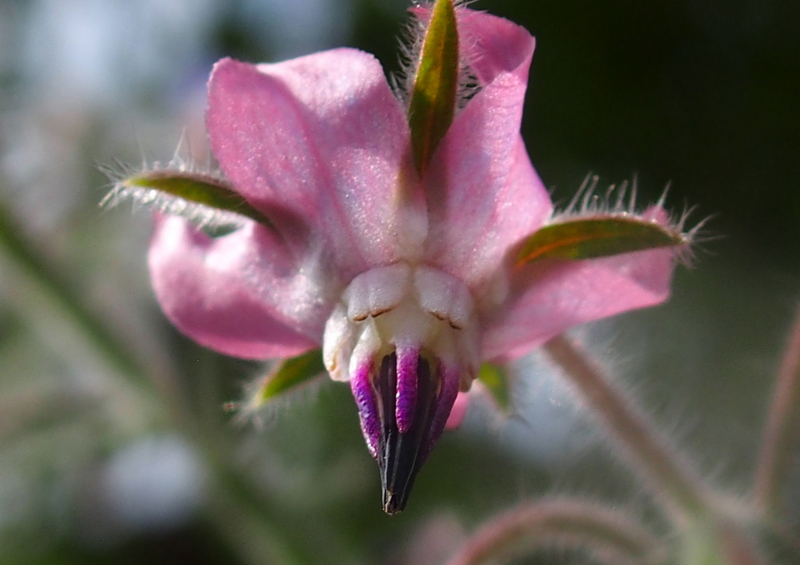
[550,174,711,266]
[100,137,250,234]
[393,0,480,111]
[225,363,327,430]
[555,174,646,220]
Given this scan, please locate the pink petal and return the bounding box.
[149,215,326,360]
[455,8,541,86]
[423,10,552,289]
[445,391,470,430]
[482,248,678,361]
[206,52,425,281]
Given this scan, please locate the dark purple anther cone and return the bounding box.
[349,348,461,514]
[342,349,458,514]
[376,352,437,514]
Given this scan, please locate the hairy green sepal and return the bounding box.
[408,0,459,176]
[478,362,512,414]
[251,349,326,406]
[517,217,685,266]
[124,170,273,228]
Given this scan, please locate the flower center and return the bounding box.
[322,262,479,513]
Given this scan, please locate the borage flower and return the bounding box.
[111,0,689,514]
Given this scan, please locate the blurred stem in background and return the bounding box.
[452,311,800,565]
[542,336,764,565]
[0,198,152,394]
[543,335,712,523]
[0,189,326,565]
[443,498,667,565]
[754,303,800,521]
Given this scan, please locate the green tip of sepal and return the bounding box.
[477,362,513,415]
[516,216,688,267]
[408,0,459,176]
[106,169,274,230]
[247,349,326,410]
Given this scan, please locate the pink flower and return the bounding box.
[143,3,683,513]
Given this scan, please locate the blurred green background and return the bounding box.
[0,0,798,563]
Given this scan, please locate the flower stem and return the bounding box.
[543,335,712,521]
[444,498,666,565]
[754,302,800,518]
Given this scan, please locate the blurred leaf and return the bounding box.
[248,349,325,408]
[477,362,512,414]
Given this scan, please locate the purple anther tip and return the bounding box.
[350,361,380,459]
[423,361,460,461]
[395,348,419,434]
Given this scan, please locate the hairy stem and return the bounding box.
[543,335,712,521]
[445,498,667,565]
[754,302,800,518]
